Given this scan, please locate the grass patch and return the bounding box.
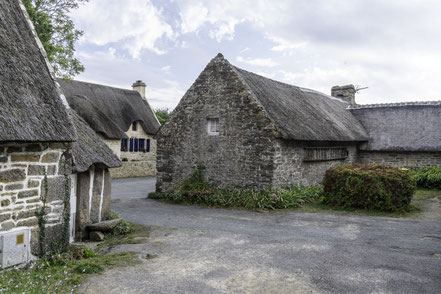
[149,165,322,210]
[0,249,138,293]
[412,189,441,201]
[96,223,151,252]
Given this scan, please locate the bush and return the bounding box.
[149,165,323,210]
[411,167,441,190]
[323,164,416,212]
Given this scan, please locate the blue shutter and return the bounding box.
[121,139,124,151]
[129,138,134,152]
[134,138,139,152]
[146,139,150,152]
[139,139,145,151]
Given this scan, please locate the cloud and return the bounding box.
[161,65,171,72]
[236,56,278,67]
[148,80,186,110]
[72,0,174,58]
[267,36,307,52]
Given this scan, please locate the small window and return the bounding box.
[134,138,139,152]
[207,118,220,135]
[132,122,137,131]
[120,138,128,152]
[146,139,150,152]
[139,139,145,152]
[129,138,134,152]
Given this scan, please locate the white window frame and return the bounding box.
[207,118,220,135]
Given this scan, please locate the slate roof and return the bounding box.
[349,102,441,151]
[59,79,160,139]
[0,0,76,142]
[70,110,121,172]
[229,57,368,142]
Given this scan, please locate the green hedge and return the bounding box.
[149,165,322,210]
[411,167,441,190]
[323,164,416,212]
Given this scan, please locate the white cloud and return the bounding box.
[161,65,171,72]
[236,56,278,67]
[148,80,186,110]
[72,0,173,58]
[267,36,307,52]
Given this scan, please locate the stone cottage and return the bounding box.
[156,54,441,192]
[156,54,369,191]
[0,0,120,256]
[59,79,161,178]
[349,101,441,167]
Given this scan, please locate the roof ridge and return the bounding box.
[349,100,441,109]
[60,79,137,93]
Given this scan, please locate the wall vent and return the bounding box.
[0,227,31,269]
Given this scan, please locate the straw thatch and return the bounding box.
[70,110,121,172]
[59,79,160,139]
[349,102,441,151]
[0,0,76,142]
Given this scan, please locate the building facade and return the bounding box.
[156,54,441,192]
[59,79,160,178]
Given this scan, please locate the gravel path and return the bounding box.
[79,177,441,294]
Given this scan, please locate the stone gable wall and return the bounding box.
[0,143,72,254]
[358,151,441,168]
[156,58,279,191]
[272,140,358,187]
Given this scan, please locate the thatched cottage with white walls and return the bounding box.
[0,0,120,260]
[59,79,161,178]
[156,54,441,192]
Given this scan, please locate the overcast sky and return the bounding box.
[71,0,441,110]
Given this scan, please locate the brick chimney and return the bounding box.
[331,84,356,105]
[132,80,146,100]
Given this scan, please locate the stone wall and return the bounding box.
[358,151,441,168]
[156,57,279,191]
[0,143,72,254]
[75,166,111,240]
[272,140,358,187]
[110,161,156,178]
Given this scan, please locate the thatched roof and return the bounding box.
[231,62,368,142]
[70,110,121,172]
[349,102,441,151]
[59,79,160,139]
[0,0,76,142]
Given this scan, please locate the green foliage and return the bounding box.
[149,165,323,210]
[410,167,441,190]
[23,0,87,79]
[323,164,416,212]
[105,210,120,221]
[154,108,170,125]
[0,245,136,293]
[113,220,134,235]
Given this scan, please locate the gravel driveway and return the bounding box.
[79,177,441,294]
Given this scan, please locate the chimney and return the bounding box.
[132,80,146,100]
[331,84,356,105]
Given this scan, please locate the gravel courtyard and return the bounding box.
[79,177,441,294]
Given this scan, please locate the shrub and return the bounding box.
[411,167,441,190]
[149,165,323,210]
[113,219,134,235]
[323,164,416,212]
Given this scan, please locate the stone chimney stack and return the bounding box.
[132,80,146,100]
[331,84,356,105]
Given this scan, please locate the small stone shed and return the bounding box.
[69,111,121,241]
[0,0,120,253]
[0,0,77,252]
[59,79,161,178]
[156,54,368,191]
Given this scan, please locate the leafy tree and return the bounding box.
[155,108,170,125]
[23,0,88,79]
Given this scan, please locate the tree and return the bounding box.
[155,108,170,125]
[23,0,88,79]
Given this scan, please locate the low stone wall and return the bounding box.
[0,143,72,254]
[272,140,358,187]
[110,161,156,178]
[75,167,111,241]
[358,151,441,168]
